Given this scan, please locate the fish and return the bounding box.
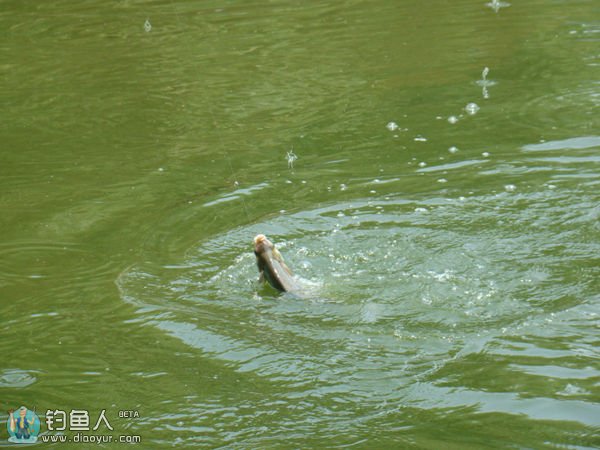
[253,234,300,292]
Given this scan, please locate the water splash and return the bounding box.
[386,121,399,131]
[286,149,298,169]
[486,0,510,13]
[144,19,152,32]
[476,67,497,98]
[465,102,480,115]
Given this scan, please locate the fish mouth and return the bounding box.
[253,234,273,256]
[254,234,267,245]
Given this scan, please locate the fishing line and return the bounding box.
[208,103,252,223]
[167,10,252,223]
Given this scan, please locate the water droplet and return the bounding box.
[465,102,480,115]
[482,152,490,157]
[386,121,399,131]
[448,146,459,154]
[448,115,459,124]
[144,19,152,32]
[415,207,428,213]
[414,136,427,142]
[340,183,347,191]
[418,162,427,167]
[504,184,516,192]
[437,178,448,183]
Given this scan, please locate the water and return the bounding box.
[2,0,599,448]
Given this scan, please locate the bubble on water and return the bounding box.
[418,162,427,167]
[144,19,152,32]
[448,115,459,124]
[386,121,399,131]
[465,102,480,115]
[370,190,376,194]
[158,167,164,172]
[414,136,428,142]
[504,184,516,192]
[482,152,490,157]
[298,260,312,271]
[285,179,292,184]
[340,183,347,191]
[415,207,428,213]
[448,146,459,154]
[437,178,448,183]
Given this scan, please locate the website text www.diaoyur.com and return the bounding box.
[40,433,141,444]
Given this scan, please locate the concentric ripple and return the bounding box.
[118,185,599,424]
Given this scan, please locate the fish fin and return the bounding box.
[272,247,294,276]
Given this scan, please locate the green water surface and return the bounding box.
[1,0,599,448]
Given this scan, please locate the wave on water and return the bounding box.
[117,185,599,427]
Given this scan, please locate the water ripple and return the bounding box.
[118,186,598,426]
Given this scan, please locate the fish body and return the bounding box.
[254,234,299,292]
